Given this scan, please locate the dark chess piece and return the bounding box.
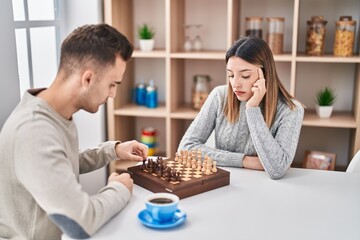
[146,158,151,170]
[170,170,177,182]
[148,159,154,173]
[158,164,164,177]
[162,166,169,177]
[176,171,181,182]
[153,161,158,174]
[164,168,171,181]
[158,157,163,166]
[141,159,146,170]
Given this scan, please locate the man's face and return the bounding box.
[80,55,126,113]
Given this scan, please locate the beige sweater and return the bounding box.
[0,89,131,240]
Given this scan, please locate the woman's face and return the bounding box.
[227,56,261,101]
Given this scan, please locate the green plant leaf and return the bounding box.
[315,87,336,106]
[138,24,155,39]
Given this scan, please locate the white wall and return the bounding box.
[0,1,20,129]
[60,0,107,195]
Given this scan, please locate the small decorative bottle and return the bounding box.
[183,25,193,51]
[135,82,147,105]
[146,79,158,108]
[192,75,211,110]
[193,24,203,51]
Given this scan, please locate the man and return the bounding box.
[0,24,148,239]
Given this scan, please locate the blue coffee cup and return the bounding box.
[145,193,179,222]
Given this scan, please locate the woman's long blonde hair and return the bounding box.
[224,36,297,127]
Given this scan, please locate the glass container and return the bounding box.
[245,17,263,38]
[306,16,327,56]
[192,75,211,110]
[333,16,356,57]
[267,17,284,54]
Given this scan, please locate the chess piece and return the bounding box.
[170,170,177,181]
[182,154,187,165]
[205,164,211,175]
[164,168,171,181]
[186,157,191,168]
[212,161,217,173]
[175,152,179,162]
[159,164,164,177]
[196,160,202,171]
[176,171,181,182]
[201,161,206,172]
[158,157,163,167]
[197,149,202,160]
[191,159,197,169]
[146,159,151,170]
[141,159,146,170]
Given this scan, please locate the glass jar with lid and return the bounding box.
[245,17,263,38]
[266,17,285,54]
[192,75,211,110]
[306,16,327,56]
[333,16,356,57]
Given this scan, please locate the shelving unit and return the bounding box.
[104,0,360,173]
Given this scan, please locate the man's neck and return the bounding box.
[37,81,78,120]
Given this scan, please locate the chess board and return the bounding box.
[127,158,230,199]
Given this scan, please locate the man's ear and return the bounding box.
[81,70,94,88]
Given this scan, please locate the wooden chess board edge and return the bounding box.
[128,165,201,191]
[128,165,230,199]
[131,171,230,199]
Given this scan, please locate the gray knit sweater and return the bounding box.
[178,85,304,179]
[0,89,131,240]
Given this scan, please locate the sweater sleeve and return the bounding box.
[178,86,245,167]
[245,101,304,179]
[14,121,131,238]
[78,141,119,174]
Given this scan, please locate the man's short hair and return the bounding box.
[59,24,133,76]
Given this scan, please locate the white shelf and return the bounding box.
[114,104,167,118]
[303,111,357,129]
[132,49,166,58]
[170,51,225,60]
[296,54,360,63]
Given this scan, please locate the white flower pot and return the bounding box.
[139,39,154,52]
[316,105,333,118]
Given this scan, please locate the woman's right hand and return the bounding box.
[243,156,264,170]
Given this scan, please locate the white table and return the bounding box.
[64,168,360,240]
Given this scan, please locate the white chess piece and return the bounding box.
[205,164,211,174]
[212,161,217,173]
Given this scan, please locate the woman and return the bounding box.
[178,36,304,179]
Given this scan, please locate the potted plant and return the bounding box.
[315,87,336,118]
[138,23,155,51]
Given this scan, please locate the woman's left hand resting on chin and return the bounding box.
[115,140,148,161]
